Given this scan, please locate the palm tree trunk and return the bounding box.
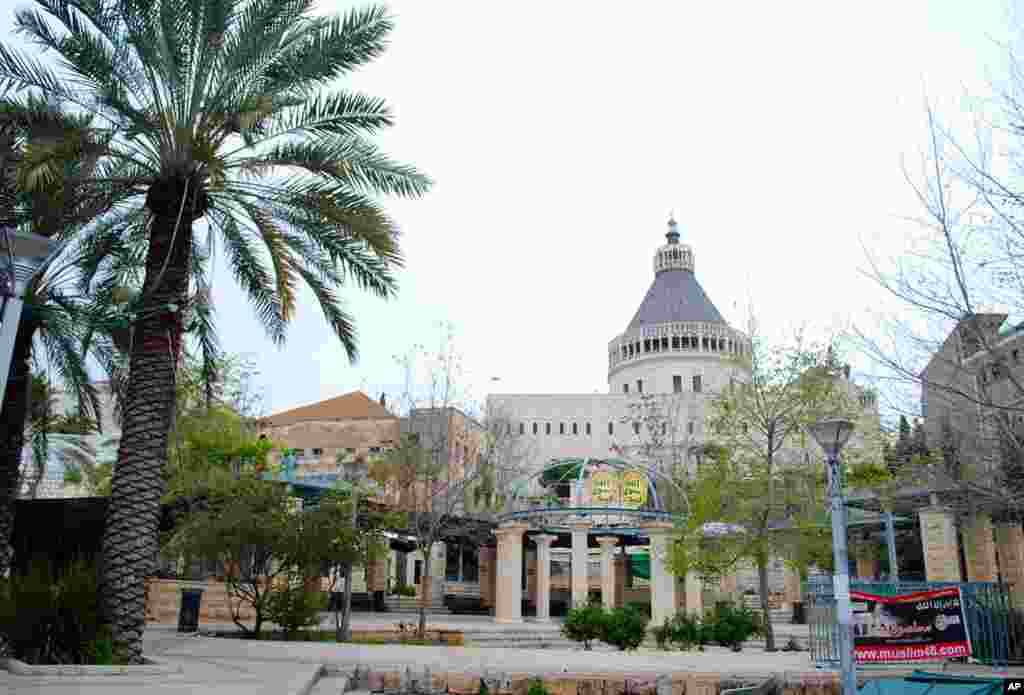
[0,323,34,577]
[100,189,194,663]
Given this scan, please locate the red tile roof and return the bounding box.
[260,391,394,426]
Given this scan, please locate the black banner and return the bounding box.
[850,587,971,662]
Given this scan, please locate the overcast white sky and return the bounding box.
[1,0,1019,416]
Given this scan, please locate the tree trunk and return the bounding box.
[757,554,776,651]
[339,562,353,641]
[418,548,430,638]
[0,323,34,577]
[100,187,194,663]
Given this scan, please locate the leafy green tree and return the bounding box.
[165,473,297,637]
[0,0,430,659]
[671,331,881,651]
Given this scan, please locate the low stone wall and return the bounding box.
[444,581,481,597]
[345,668,852,695]
[146,578,255,624]
[351,630,464,646]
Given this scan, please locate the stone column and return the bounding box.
[526,549,537,605]
[920,506,961,582]
[720,571,739,603]
[854,541,879,580]
[426,541,446,605]
[614,554,627,609]
[367,553,387,592]
[479,546,497,611]
[570,520,591,608]
[533,534,557,622]
[644,522,677,627]
[963,514,998,582]
[405,552,417,587]
[597,536,618,610]
[783,566,801,606]
[685,571,703,616]
[494,523,528,623]
[996,523,1024,608]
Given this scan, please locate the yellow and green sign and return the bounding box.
[591,471,619,503]
[621,470,648,507]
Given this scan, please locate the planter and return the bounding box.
[1,656,182,676]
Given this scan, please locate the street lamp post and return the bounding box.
[338,456,367,642]
[807,417,857,695]
[0,228,56,418]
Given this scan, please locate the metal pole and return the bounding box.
[829,453,857,695]
[884,511,899,584]
[340,480,358,642]
[0,289,24,418]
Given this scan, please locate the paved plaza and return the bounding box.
[1,618,1020,695]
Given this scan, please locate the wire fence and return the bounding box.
[805,577,1020,670]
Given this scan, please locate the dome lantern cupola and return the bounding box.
[654,214,694,274]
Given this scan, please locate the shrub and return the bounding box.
[391,584,417,597]
[63,467,83,485]
[528,679,551,695]
[669,611,707,650]
[626,601,651,618]
[651,618,673,650]
[0,557,108,664]
[264,579,326,636]
[561,603,606,650]
[704,601,762,651]
[600,605,649,651]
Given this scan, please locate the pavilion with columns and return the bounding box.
[484,457,703,625]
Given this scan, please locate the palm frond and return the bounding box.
[233,136,431,198]
[260,4,392,95]
[293,262,357,362]
[207,206,288,344]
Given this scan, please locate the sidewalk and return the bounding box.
[0,627,322,695]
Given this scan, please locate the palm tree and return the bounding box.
[0,99,124,576]
[0,0,430,660]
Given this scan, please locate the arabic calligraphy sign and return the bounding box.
[621,470,647,508]
[850,587,971,662]
[591,471,618,503]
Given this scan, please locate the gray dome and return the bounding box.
[626,217,726,330]
[627,268,726,330]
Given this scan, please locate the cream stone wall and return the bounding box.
[257,417,400,472]
[608,351,742,399]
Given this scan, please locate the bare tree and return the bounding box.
[612,392,700,516]
[371,323,531,636]
[702,323,882,650]
[856,78,1024,521]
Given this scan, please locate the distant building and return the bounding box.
[256,390,399,474]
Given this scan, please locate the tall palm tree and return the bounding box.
[0,98,125,576]
[0,0,430,660]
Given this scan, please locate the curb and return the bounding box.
[292,664,326,695]
[1,655,183,677]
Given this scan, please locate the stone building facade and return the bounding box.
[918,313,1024,604]
[489,217,750,492]
[256,390,401,474]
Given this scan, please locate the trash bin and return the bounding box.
[178,588,204,633]
[791,601,806,625]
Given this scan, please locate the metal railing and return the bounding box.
[806,578,1017,669]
